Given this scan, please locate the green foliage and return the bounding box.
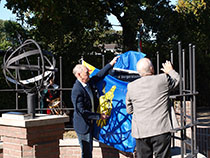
[172,0,210,107]
[4,0,110,54]
[0,20,30,48]
[3,0,180,53]
[0,20,11,49]
[1,0,210,108]
[102,0,178,53]
[176,0,206,15]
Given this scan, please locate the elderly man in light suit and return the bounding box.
[126,58,180,158]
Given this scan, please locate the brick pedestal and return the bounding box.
[0,114,69,158]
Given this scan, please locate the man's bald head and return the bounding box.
[136,58,154,76]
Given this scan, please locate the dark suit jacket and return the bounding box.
[71,63,112,134]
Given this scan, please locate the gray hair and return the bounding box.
[137,58,154,76]
[72,64,84,76]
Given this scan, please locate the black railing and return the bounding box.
[0,43,198,157]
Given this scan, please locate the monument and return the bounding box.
[0,39,69,157]
[2,39,56,118]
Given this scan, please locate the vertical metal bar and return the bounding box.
[182,49,186,91]
[80,56,83,64]
[15,78,18,109]
[182,49,187,155]
[170,50,174,65]
[102,55,105,68]
[178,42,182,95]
[37,57,41,111]
[186,69,189,92]
[15,61,18,110]
[178,41,184,158]
[192,45,197,158]
[170,99,175,148]
[59,56,63,109]
[170,49,175,148]
[189,43,194,156]
[156,51,159,74]
[137,30,141,52]
[189,44,193,92]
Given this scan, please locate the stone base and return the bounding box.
[0,114,69,158]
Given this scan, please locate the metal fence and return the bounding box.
[156,42,198,158]
[0,42,198,157]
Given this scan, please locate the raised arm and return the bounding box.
[91,56,119,83]
[161,60,180,90]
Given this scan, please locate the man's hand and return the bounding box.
[110,56,120,66]
[100,113,109,120]
[46,98,51,102]
[161,60,173,74]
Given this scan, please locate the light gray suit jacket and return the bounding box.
[126,70,180,139]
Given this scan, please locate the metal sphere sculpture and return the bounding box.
[2,39,56,118]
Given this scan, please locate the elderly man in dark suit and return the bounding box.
[71,56,118,158]
[126,58,180,158]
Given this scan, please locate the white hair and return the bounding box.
[72,64,84,76]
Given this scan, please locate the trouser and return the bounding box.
[76,129,93,158]
[136,132,171,158]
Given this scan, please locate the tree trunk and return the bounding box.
[121,22,137,52]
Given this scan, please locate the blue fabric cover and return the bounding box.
[113,50,146,72]
[89,51,146,152]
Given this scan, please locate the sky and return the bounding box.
[0,0,16,21]
[0,0,177,31]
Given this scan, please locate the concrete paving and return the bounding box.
[171,146,206,158]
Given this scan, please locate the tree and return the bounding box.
[3,0,179,52]
[0,20,29,87]
[2,0,210,108]
[175,0,210,108]
[4,0,110,53]
[0,20,12,50]
[2,0,114,88]
[1,0,181,87]
[176,0,206,15]
[99,0,178,52]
